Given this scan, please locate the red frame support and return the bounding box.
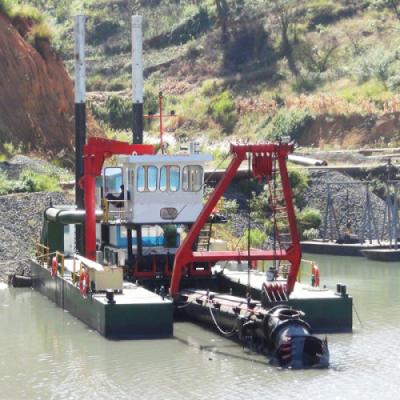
[82,137,154,260]
[169,143,302,296]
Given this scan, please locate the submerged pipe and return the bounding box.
[176,290,329,369]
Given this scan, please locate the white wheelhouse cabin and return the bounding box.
[97,153,212,225]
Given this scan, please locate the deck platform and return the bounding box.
[30,260,173,339]
[218,269,352,333]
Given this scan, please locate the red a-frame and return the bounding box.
[169,143,302,297]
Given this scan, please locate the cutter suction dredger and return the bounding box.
[177,290,329,369]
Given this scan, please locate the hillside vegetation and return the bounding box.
[4,0,400,150]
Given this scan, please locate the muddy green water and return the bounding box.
[1,255,399,400]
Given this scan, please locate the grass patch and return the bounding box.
[0,170,61,195]
[20,170,61,192]
[339,79,393,105]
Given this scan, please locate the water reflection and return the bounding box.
[1,255,399,399]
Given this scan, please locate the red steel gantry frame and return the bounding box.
[169,143,302,297]
[82,137,154,260]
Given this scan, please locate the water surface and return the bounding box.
[1,255,399,400]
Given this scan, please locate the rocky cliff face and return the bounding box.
[0,13,102,155]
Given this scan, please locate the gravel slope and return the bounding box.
[0,192,71,281]
[304,170,386,239]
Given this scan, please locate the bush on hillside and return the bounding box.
[145,7,212,49]
[9,3,44,24]
[260,108,314,142]
[20,170,61,192]
[0,170,61,195]
[355,46,400,84]
[87,17,121,45]
[208,90,238,133]
[27,21,53,49]
[223,21,276,72]
[306,0,356,29]
[105,96,131,130]
[90,89,160,130]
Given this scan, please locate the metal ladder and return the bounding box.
[196,223,213,251]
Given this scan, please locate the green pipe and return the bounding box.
[44,207,103,224]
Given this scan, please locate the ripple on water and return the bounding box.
[1,255,400,400]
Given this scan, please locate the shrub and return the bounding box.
[260,108,314,141]
[302,227,320,240]
[19,170,61,192]
[144,89,160,116]
[292,76,319,93]
[201,79,222,97]
[288,167,309,193]
[87,17,121,45]
[105,96,131,130]
[90,89,159,129]
[288,167,309,208]
[0,170,61,195]
[354,47,400,84]
[163,225,178,248]
[9,4,44,24]
[241,228,267,248]
[223,21,276,72]
[0,172,12,195]
[145,7,212,49]
[87,75,104,91]
[28,21,53,45]
[306,0,355,29]
[297,208,322,235]
[208,90,238,133]
[221,198,239,217]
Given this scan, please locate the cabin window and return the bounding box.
[160,166,180,192]
[170,166,180,191]
[148,166,157,191]
[137,166,158,192]
[182,165,203,192]
[137,167,145,192]
[104,167,122,194]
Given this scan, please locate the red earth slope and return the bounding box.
[0,13,102,155]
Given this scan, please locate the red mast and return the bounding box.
[82,137,154,260]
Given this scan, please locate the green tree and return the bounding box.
[270,0,300,76]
